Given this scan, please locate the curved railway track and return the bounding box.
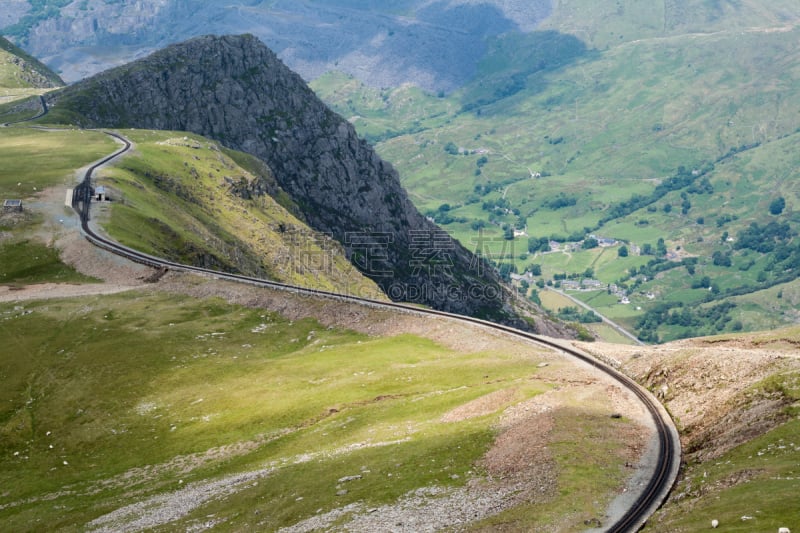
[1,95,49,126]
[62,125,680,532]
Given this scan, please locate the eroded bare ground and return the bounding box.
[0,230,150,303]
[577,338,800,462]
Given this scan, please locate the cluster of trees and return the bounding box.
[735,221,793,253]
[636,301,738,342]
[528,236,550,253]
[556,306,602,324]
[620,257,697,292]
[443,141,460,155]
[427,203,467,225]
[542,193,577,210]
[712,250,732,267]
[472,177,526,198]
[482,197,520,217]
[770,196,786,215]
[597,164,713,226]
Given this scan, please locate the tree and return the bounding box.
[618,245,629,257]
[528,237,549,253]
[529,264,542,276]
[712,251,732,267]
[582,237,599,249]
[656,238,667,256]
[769,196,786,215]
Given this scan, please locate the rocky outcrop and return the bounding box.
[50,34,558,328]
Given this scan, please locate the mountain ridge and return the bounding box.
[46,33,565,334]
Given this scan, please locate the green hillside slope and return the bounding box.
[0,35,62,89]
[0,288,638,531]
[0,123,382,297]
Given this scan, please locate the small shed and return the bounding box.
[95,186,107,201]
[2,199,22,213]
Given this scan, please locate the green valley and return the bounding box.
[311,1,800,342]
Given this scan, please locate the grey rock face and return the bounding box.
[4,1,553,89]
[51,34,528,323]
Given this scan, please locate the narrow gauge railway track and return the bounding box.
[69,128,679,532]
[1,95,49,126]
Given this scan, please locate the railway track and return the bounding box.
[1,95,49,126]
[31,111,680,531]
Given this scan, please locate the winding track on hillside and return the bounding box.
[1,95,48,126]
[14,96,678,532]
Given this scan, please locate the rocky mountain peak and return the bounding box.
[49,34,559,330]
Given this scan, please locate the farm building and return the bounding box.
[2,199,22,213]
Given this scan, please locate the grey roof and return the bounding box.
[3,199,22,207]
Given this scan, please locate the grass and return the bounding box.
[0,126,119,286]
[0,239,98,285]
[0,290,636,531]
[646,418,800,531]
[472,404,635,531]
[0,126,117,199]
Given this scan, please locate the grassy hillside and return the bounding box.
[312,5,800,342]
[0,288,639,531]
[0,126,118,286]
[0,123,382,297]
[0,35,62,89]
[95,129,383,297]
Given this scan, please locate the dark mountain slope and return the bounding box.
[48,34,561,331]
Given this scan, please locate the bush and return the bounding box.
[769,196,786,215]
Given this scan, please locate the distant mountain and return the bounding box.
[0,35,62,88]
[47,34,565,333]
[1,0,551,90]
[3,1,798,91]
